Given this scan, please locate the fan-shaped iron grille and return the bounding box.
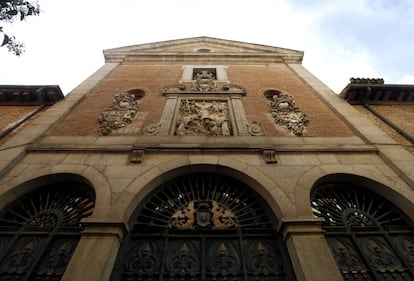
[133,173,274,232]
[312,183,414,281]
[110,173,296,281]
[0,182,95,281]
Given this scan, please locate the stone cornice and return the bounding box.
[103,36,304,64]
[0,85,64,106]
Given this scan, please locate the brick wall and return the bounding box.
[354,105,414,154]
[0,106,40,145]
[49,64,355,137]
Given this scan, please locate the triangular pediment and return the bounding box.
[103,36,303,64]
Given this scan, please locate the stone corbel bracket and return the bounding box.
[131,149,145,163]
[263,149,277,164]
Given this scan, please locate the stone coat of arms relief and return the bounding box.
[97,92,140,135]
[268,91,309,136]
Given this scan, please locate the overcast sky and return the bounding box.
[1,0,413,95]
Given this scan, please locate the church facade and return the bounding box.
[1,37,414,281]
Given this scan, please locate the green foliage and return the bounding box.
[0,0,40,55]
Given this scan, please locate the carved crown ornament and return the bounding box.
[97,92,141,135]
[267,91,309,136]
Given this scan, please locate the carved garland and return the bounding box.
[268,92,309,136]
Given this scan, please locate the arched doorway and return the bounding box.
[0,180,95,280]
[110,173,296,281]
[311,182,414,281]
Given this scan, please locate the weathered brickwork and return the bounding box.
[0,106,39,145]
[49,65,182,136]
[354,105,414,154]
[227,65,355,136]
[50,64,355,137]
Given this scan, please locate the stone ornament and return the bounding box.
[169,200,239,230]
[191,70,217,91]
[97,92,139,135]
[175,100,231,136]
[268,92,309,136]
[246,121,264,136]
[143,122,160,135]
[161,83,246,95]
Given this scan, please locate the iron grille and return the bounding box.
[111,173,296,281]
[312,183,414,281]
[0,181,95,281]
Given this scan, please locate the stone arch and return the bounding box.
[0,173,96,280]
[115,156,295,226]
[109,170,297,281]
[294,164,414,219]
[0,166,111,218]
[310,173,414,280]
[311,173,414,222]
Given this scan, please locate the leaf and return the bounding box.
[1,33,9,46]
[6,10,18,16]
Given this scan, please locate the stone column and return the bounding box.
[159,95,179,135]
[230,95,249,135]
[61,222,126,281]
[279,219,342,281]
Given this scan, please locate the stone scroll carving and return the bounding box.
[98,92,139,135]
[175,100,232,136]
[268,92,309,136]
[161,82,246,95]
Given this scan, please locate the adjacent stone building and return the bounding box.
[1,37,414,281]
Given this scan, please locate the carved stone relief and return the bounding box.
[97,92,140,135]
[175,100,232,136]
[191,70,217,91]
[268,91,309,136]
[170,200,239,230]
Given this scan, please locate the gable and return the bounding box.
[103,36,304,64]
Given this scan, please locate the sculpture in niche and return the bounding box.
[97,92,139,135]
[191,70,217,91]
[268,91,309,136]
[175,100,232,136]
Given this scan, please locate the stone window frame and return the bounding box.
[180,65,229,83]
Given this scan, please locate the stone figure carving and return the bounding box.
[268,92,309,136]
[175,100,232,136]
[97,92,139,135]
[191,70,217,91]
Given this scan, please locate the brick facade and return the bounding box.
[355,104,414,154]
[50,64,355,137]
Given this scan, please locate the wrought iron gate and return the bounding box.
[110,173,296,281]
[311,183,414,281]
[0,182,95,281]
